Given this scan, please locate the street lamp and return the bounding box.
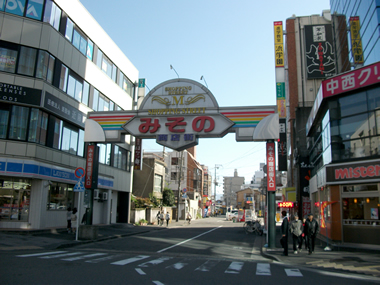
[200,76,208,88]
[170,65,179,78]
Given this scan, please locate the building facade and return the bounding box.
[304,0,380,245]
[284,10,350,220]
[0,0,138,229]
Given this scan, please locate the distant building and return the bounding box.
[223,169,244,209]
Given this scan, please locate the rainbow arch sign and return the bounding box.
[85,78,279,150]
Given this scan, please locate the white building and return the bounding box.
[0,0,138,229]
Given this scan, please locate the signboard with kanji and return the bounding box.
[274,21,284,68]
[85,78,279,151]
[266,142,276,191]
[350,16,364,64]
[304,24,336,79]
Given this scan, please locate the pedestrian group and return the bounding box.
[281,211,319,256]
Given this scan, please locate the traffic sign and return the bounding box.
[183,188,187,193]
[74,180,85,192]
[75,167,85,179]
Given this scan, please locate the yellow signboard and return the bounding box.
[275,44,284,67]
[350,17,364,64]
[274,21,283,44]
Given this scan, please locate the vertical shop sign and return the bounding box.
[304,24,336,78]
[267,142,276,191]
[274,21,284,67]
[85,145,99,189]
[134,138,142,170]
[350,17,364,64]
[276,82,286,118]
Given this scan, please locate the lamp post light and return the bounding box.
[200,76,208,88]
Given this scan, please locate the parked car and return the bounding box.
[226,210,238,221]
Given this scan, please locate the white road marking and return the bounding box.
[86,254,124,263]
[16,251,66,257]
[256,263,271,275]
[152,281,165,285]
[111,255,150,266]
[195,260,220,272]
[285,268,303,277]
[39,252,84,259]
[166,262,188,270]
[62,253,108,261]
[157,226,222,253]
[139,257,173,267]
[135,268,146,275]
[225,261,244,274]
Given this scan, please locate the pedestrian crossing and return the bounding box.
[16,251,303,277]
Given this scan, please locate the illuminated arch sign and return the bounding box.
[85,78,279,150]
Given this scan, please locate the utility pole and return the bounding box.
[176,151,184,222]
[213,164,222,215]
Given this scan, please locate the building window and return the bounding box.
[0,46,18,73]
[47,182,74,210]
[67,73,83,102]
[98,143,111,165]
[171,157,179,165]
[119,71,133,97]
[113,145,129,170]
[0,178,31,221]
[342,197,380,220]
[65,17,74,41]
[61,122,79,155]
[17,46,37,76]
[8,105,29,141]
[36,50,55,83]
[0,106,10,138]
[86,39,93,61]
[171,172,178,180]
[154,174,163,192]
[43,0,61,31]
[59,64,69,92]
[28,108,48,145]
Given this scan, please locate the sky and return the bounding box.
[80,0,331,196]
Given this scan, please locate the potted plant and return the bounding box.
[139,219,148,226]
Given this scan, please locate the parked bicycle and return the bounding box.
[243,220,263,235]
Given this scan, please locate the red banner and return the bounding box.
[267,142,276,191]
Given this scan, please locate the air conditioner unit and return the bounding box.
[94,189,100,200]
[102,192,108,201]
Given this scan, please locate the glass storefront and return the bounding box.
[0,178,31,222]
[46,182,74,210]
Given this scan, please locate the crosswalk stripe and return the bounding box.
[166,262,188,270]
[285,268,303,277]
[86,254,124,264]
[111,255,150,266]
[40,252,84,259]
[225,262,244,274]
[256,263,271,275]
[135,268,146,275]
[62,253,108,261]
[195,260,220,272]
[16,251,66,257]
[139,257,173,267]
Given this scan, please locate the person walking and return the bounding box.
[71,208,78,234]
[304,213,319,255]
[301,217,308,250]
[290,214,303,254]
[280,210,289,256]
[186,212,192,224]
[156,211,161,225]
[160,212,164,226]
[66,207,72,233]
[165,212,170,227]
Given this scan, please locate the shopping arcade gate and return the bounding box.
[84,78,279,248]
[84,78,279,149]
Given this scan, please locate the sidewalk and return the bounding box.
[262,226,380,278]
[0,219,190,251]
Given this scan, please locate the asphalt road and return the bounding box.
[1,217,379,285]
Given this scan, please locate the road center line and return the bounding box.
[157,226,222,253]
